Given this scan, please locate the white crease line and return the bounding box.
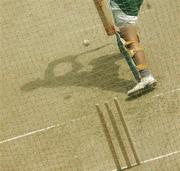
[0,115,93,145]
[1,126,180,169]
[152,88,180,98]
[112,150,180,171]
[142,150,180,163]
[0,125,59,144]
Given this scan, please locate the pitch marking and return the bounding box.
[152,88,180,98]
[0,125,59,144]
[112,150,180,171]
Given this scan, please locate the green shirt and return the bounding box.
[112,0,144,16]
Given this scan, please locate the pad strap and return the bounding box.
[125,35,148,71]
[124,39,148,71]
[128,47,144,57]
[124,40,144,57]
[136,64,148,70]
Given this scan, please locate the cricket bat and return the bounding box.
[93,0,116,36]
[93,0,141,82]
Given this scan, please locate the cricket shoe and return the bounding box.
[127,75,157,96]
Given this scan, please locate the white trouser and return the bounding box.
[109,1,138,27]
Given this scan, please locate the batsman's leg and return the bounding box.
[120,25,157,96]
[110,0,157,96]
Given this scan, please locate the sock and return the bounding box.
[139,69,151,78]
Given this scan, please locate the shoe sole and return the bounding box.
[128,82,157,97]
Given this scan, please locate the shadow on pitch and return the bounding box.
[21,44,135,93]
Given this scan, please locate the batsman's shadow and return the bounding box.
[21,49,135,93]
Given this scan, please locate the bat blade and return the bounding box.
[93,0,116,36]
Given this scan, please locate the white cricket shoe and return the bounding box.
[127,75,157,96]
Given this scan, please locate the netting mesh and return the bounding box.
[0,0,180,171]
